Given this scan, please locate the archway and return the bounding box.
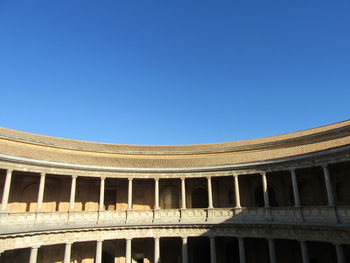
[191,188,208,208]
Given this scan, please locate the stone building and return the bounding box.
[0,121,350,263]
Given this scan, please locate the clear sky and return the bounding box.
[0,1,349,145]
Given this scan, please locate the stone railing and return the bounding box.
[0,206,349,234]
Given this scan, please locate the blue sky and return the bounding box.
[0,0,349,145]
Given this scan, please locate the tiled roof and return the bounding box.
[0,120,349,169]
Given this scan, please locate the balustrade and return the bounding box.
[0,206,349,234]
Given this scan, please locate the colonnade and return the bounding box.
[0,164,337,212]
[23,235,347,263]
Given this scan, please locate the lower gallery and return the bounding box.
[0,121,350,262]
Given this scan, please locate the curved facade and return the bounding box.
[1,121,350,262]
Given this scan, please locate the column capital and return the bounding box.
[298,239,308,242]
[6,168,13,173]
[206,176,212,180]
[180,177,185,181]
[333,242,343,246]
[126,237,133,241]
[31,245,41,249]
[181,236,188,240]
[65,242,73,246]
[128,177,133,181]
[40,172,46,176]
[233,174,239,178]
[322,164,329,169]
[97,239,104,243]
[154,178,160,181]
[289,168,296,173]
[72,175,78,179]
[261,171,267,176]
[100,176,106,180]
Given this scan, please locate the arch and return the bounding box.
[254,185,278,207]
[191,187,208,208]
[160,186,180,209]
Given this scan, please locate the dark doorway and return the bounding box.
[255,186,278,207]
[102,251,114,263]
[161,238,181,263]
[160,186,180,209]
[308,241,337,263]
[226,239,239,263]
[104,188,117,210]
[191,188,208,208]
[190,237,210,263]
[136,259,144,263]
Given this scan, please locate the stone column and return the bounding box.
[261,172,270,207]
[238,238,246,263]
[128,178,133,210]
[209,236,216,263]
[1,169,12,212]
[335,244,345,263]
[29,246,39,263]
[37,173,46,212]
[64,243,72,263]
[154,237,160,263]
[323,165,335,206]
[95,240,103,263]
[182,237,188,263]
[268,239,276,263]
[155,178,160,209]
[181,177,186,209]
[99,177,105,211]
[125,238,132,263]
[290,169,301,207]
[300,241,310,263]
[207,177,214,209]
[233,175,241,208]
[69,175,77,211]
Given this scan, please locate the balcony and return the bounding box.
[1,206,349,234]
